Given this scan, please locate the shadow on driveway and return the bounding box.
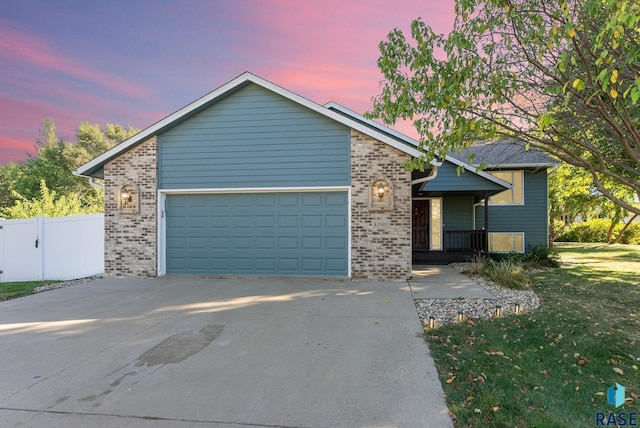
[0,277,453,428]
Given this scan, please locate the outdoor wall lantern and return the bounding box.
[377,182,385,200]
[118,183,139,214]
[120,188,133,206]
[369,178,393,212]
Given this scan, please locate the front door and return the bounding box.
[412,200,430,250]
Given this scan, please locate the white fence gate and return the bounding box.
[0,214,104,282]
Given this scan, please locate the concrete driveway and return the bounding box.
[0,277,453,428]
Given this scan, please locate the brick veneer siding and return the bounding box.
[350,130,412,280]
[103,137,157,276]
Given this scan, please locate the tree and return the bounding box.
[0,119,139,214]
[1,180,103,219]
[549,163,637,242]
[14,119,79,201]
[0,162,22,211]
[370,0,640,215]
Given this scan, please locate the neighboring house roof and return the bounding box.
[74,72,438,179]
[447,139,558,169]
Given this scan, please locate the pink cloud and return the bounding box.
[231,0,455,115]
[0,136,32,160]
[0,19,153,99]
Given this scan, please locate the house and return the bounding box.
[443,140,557,260]
[75,72,555,280]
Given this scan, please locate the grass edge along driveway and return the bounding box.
[0,280,61,301]
[426,243,640,427]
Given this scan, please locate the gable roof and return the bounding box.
[324,102,512,189]
[75,72,438,179]
[447,139,558,168]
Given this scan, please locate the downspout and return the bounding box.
[410,166,439,185]
[89,177,104,190]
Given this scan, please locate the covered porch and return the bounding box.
[411,164,509,264]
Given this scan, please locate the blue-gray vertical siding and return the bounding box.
[158,83,351,189]
[476,169,549,249]
[443,196,474,230]
[420,162,506,192]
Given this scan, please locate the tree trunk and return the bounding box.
[606,219,616,243]
[613,214,639,244]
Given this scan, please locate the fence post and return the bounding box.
[0,219,4,282]
[37,216,45,280]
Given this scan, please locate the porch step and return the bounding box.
[413,251,471,265]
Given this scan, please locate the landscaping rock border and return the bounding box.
[414,262,540,328]
[34,276,101,294]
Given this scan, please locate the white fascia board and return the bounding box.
[445,155,513,189]
[253,77,431,160]
[76,72,443,177]
[159,186,351,194]
[325,102,420,146]
[324,102,442,167]
[75,74,255,177]
[482,163,556,169]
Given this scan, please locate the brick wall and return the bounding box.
[103,137,157,276]
[350,130,412,280]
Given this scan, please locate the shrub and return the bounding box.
[523,244,561,268]
[556,219,612,243]
[465,253,487,275]
[482,259,531,289]
[556,219,639,244]
[620,223,640,245]
[488,251,524,263]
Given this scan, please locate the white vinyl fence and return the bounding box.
[0,214,104,282]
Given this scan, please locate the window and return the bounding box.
[489,171,524,205]
[489,233,524,253]
[430,198,442,251]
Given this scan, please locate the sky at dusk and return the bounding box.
[0,0,456,165]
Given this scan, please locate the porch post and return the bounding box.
[484,190,489,254]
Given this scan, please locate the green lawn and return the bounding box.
[0,280,61,301]
[426,243,640,427]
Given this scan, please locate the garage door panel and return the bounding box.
[278,216,298,227]
[302,236,322,249]
[166,192,348,275]
[278,194,299,206]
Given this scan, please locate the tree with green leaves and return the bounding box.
[549,163,637,243]
[0,119,139,217]
[1,179,103,219]
[370,0,640,215]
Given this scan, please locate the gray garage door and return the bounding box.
[166,192,348,276]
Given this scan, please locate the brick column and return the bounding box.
[103,137,158,276]
[350,130,412,280]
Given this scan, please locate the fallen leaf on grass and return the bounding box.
[466,396,474,402]
[492,406,500,412]
[613,367,624,375]
[474,408,482,414]
[446,375,456,384]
